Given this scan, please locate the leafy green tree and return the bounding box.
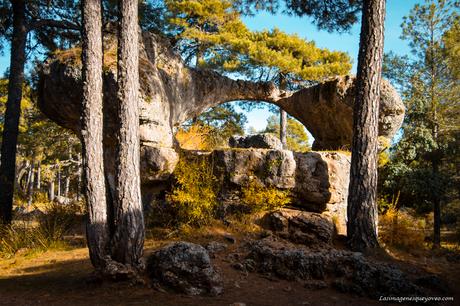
[381,0,459,248]
[264,115,310,152]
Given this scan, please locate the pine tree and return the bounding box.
[347,0,386,252]
[81,0,110,271]
[381,0,459,248]
[111,0,144,267]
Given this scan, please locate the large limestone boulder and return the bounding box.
[211,149,349,234]
[260,209,335,244]
[146,242,223,296]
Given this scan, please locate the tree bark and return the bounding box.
[347,0,386,251]
[81,0,110,271]
[111,0,144,267]
[0,0,27,224]
[280,109,288,149]
[36,160,41,190]
[57,165,61,197]
[49,180,55,202]
[27,159,35,207]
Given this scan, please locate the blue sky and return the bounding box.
[0,0,422,134]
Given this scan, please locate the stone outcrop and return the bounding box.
[229,134,283,150]
[243,237,423,298]
[211,149,349,234]
[146,242,223,296]
[38,32,404,153]
[260,209,335,245]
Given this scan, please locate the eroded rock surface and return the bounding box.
[146,242,223,296]
[244,237,422,298]
[211,149,350,234]
[229,134,283,150]
[260,209,335,244]
[38,32,404,152]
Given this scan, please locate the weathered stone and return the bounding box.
[146,242,223,296]
[140,146,178,183]
[260,208,335,244]
[229,134,283,150]
[38,33,404,153]
[245,237,422,298]
[213,149,296,189]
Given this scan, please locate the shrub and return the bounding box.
[0,202,82,258]
[379,207,426,249]
[167,153,218,226]
[241,179,291,212]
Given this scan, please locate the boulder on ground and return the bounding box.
[146,242,223,296]
[229,134,283,150]
[260,208,335,244]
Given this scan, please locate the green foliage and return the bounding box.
[380,0,460,213]
[241,179,291,212]
[264,114,310,152]
[167,153,218,226]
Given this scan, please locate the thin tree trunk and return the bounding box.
[49,179,55,202]
[432,160,441,248]
[347,0,386,252]
[111,0,144,267]
[279,74,287,149]
[280,109,287,149]
[64,176,70,198]
[0,0,27,224]
[36,160,41,190]
[27,159,35,207]
[76,153,82,201]
[81,0,110,271]
[57,165,61,197]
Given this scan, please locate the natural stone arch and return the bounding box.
[39,31,404,153]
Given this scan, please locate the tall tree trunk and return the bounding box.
[57,165,61,197]
[27,159,35,207]
[111,0,144,267]
[81,0,110,271]
[64,176,70,198]
[432,160,441,248]
[347,0,386,252]
[279,74,287,149]
[0,0,27,224]
[36,160,41,190]
[280,109,287,149]
[49,179,55,202]
[76,153,82,201]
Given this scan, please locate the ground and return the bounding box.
[0,224,459,306]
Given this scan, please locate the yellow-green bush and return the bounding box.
[379,207,426,249]
[167,153,218,226]
[241,179,291,212]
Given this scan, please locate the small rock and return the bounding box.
[229,303,246,306]
[206,241,228,254]
[224,234,236,244]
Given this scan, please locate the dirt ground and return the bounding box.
[1,230,459,306]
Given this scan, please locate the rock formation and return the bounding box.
[146,242,223,296]
[38,31,404,153]
[37,32,403,235]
